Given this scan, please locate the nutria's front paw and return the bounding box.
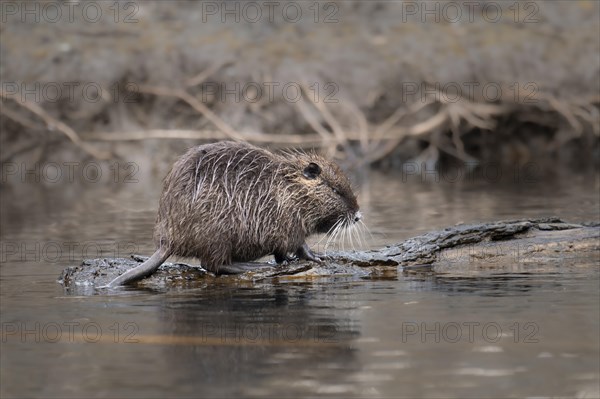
[295,243,326,263]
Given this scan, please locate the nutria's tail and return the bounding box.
[102,249,171,288]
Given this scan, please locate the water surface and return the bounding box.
[1,169,599,398]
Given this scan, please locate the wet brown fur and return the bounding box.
[154,141,360,272]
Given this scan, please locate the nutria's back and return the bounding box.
[154,141,360,272]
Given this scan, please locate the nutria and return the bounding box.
[104,141,361,287]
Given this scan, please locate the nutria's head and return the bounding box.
[285,152,361,234]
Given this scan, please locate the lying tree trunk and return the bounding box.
[337,217,599,274]
[59,218,599,293]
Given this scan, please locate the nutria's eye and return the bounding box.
[303,162,321,179]
[332,187,339,195]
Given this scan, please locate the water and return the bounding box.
[1,169,599,398]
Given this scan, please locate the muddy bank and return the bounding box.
[59,218,600,294]
[1,1,599,170]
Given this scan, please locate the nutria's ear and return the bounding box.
[303,162,321,179]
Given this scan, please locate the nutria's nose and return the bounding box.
[354,211,362,222]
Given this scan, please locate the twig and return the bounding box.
[342,101,370,155]
[362,108,449,165]
[299,83,355,159]
[294,98,334,141]
[405,108,449,136]
[0,105,40,130]
[86,129,323,146]
[362,138,403,166]
[134,85,246,142]
[545,94,583,135]
[370,99,436,147]
[185,60,234,88]
[447,105,468,159]
[0,91,111,159]
[294,97,337,156]
[575,103,600,135]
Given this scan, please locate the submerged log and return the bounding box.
[59,218,599,293]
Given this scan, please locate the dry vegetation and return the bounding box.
[1,1,599,171]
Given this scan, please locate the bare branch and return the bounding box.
[0,91,111,159]
[134,85,246,142]
[86,129,323,147]
[185,60,234,88]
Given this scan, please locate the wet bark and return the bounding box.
[59,218,599,293]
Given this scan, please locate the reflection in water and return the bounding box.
[154,284,361,396]
[429,273,565,297]
[1,170,599,398]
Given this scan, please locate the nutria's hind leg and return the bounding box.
[295,243,325,263]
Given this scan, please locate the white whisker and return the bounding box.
[357,222,366,247]
[348,219,356,251]
[351,223,360,250]
[324,219,342,252]
[360,219,373,239]
[315,217,343,248]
